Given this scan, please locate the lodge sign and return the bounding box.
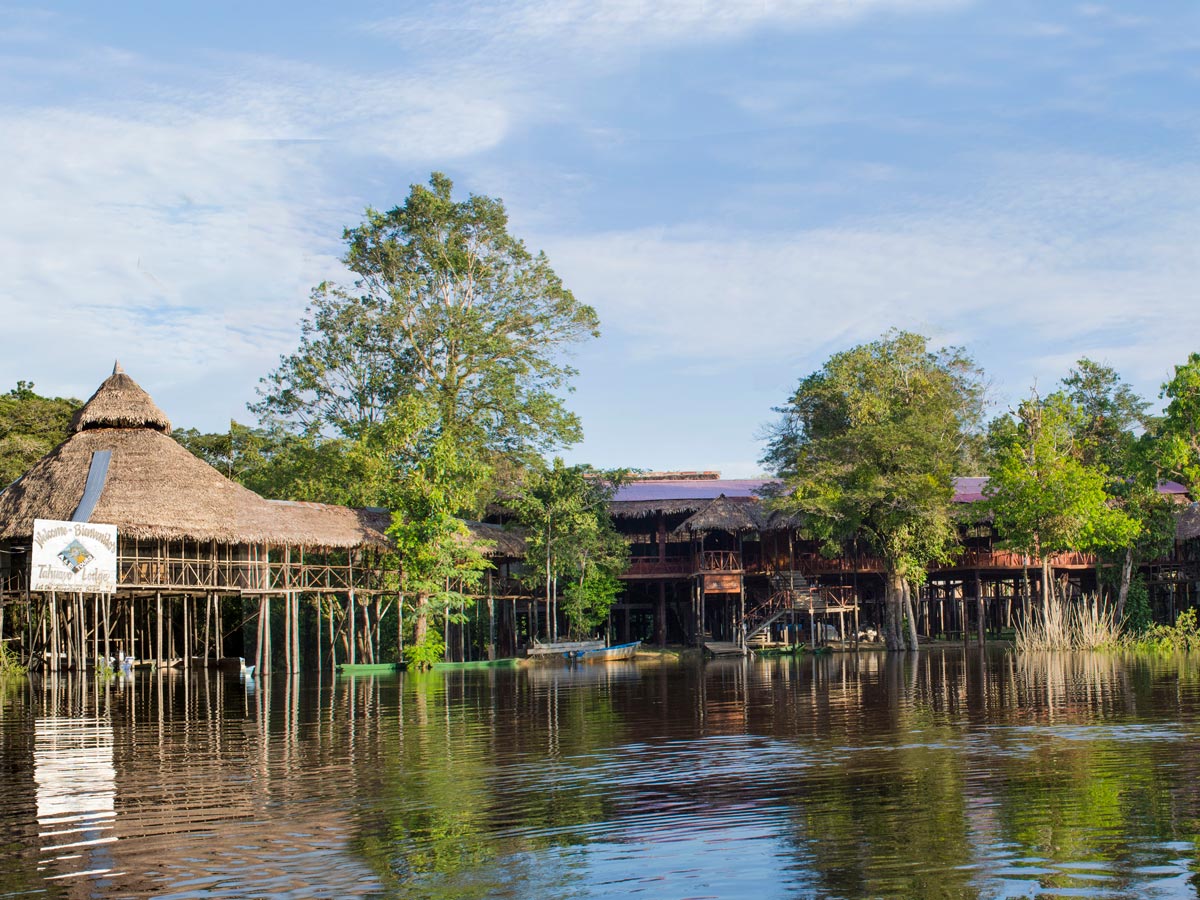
[31,519,118,593]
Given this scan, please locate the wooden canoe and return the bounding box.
[569,641,642,662]
[336,662,405,675]
[433,657,523,671]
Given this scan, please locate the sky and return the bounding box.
[1,1,1197,477]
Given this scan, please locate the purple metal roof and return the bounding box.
[611,475,1188,505]
[612,479,773,502]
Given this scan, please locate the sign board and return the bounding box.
[31,519,118,593]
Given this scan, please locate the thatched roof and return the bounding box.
[609,498,711,519]
[674,494,764,534]
[1178,502,1200,542]
[71,361,172,435]
[264,501,392,549]
[462,521,527,559]
[0,367,387,549]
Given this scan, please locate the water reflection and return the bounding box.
[2,651,1200,898]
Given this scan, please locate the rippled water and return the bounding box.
[4,649,1200,898]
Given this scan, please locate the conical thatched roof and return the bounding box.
[0,366,388,549]
[71,361,172,434]
[674,494,763,534]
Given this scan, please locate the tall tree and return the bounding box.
[985,389,1138,611]
[1061,359,1171,619]
[175,422,392,507]
[762,331,985,651]
[0,382,81,487]
[1156,352,1200,493]
[254,171,600,473]
[385,397,492,667]
[512,460,628,642]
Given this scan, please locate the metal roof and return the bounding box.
[611,475,1187,506]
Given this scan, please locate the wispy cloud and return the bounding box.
[542,153,1200,404]
[366,0,969,55]
[0,48,515,410]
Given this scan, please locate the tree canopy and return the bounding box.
[986,390,1139,606]
[254,172,599,468]
[0,382,81,487]
[763,330,985,650]
[512,460,628,641]
[1156,352,1200,493]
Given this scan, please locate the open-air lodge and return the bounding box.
[0,365,401,673]
[604,472,1200,649]
[1,367,1199,670]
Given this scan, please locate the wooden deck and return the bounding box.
[703,641,745,657]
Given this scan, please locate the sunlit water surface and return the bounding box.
[4,650,1200,898]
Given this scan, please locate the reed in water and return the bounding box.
[1014,594,1121,652]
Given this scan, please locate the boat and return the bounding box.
[433,657,523,671]
[568,641,642,662]
[526,640,605,657]
[335,662,405,675]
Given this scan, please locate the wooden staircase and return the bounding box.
[744,573,816,643]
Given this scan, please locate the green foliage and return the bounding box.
[512,459,628,640]
[1122,575,1152,634]
[0,643,26,677]
[561,571,623,639]
[1125,607,1200,654]
[254,172,599,479]
[985,389,1139,563]
[1062,358,1151,472]
[175,421,394,506]
[1156,352,1200,492]
[763,330,985,582]
[405,629,447,669]
[386,397,492,664]
[0,382,81,486]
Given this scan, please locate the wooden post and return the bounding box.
[156,590,163,671]
[975,569,985,646]
[656,582,666,646]
[203,593,212,668]
[347,590,356,667]
[263,595,272,676]
[487,574,495,661]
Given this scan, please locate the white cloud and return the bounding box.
[368,0,968,56]
[0,53,515,415]
[541,154,1200,405]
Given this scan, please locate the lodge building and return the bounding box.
[1,367,1198,667]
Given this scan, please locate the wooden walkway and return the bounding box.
[703,641,745,657]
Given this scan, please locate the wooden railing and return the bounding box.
[699,551,742,572]
[624,556,693,578]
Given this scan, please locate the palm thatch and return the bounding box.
[609,498,710,519]
[462,521,527,559]
[0,367,387,549]
[674,494,764,534]
[1178,502,1200,542]
[71,361,172,435]
[263,501,393,550]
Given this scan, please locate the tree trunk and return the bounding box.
[1041,558,1054,611]
[902,579,920,651]
[1115,547,1134,623]
[414,598,428,655]
[884,571,904,651]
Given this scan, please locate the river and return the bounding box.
[3,649,1200,898]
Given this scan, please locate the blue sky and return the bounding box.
[2,1,1197,476]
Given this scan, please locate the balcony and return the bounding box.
[699,550,742,573]
[623,556,693,579]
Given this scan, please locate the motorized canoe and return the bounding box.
[568,641,642,662]
[433,657,524,671]
[526,640,605,657]
[335,662,405,675]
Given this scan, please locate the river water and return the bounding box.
[3,649,1200,899]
